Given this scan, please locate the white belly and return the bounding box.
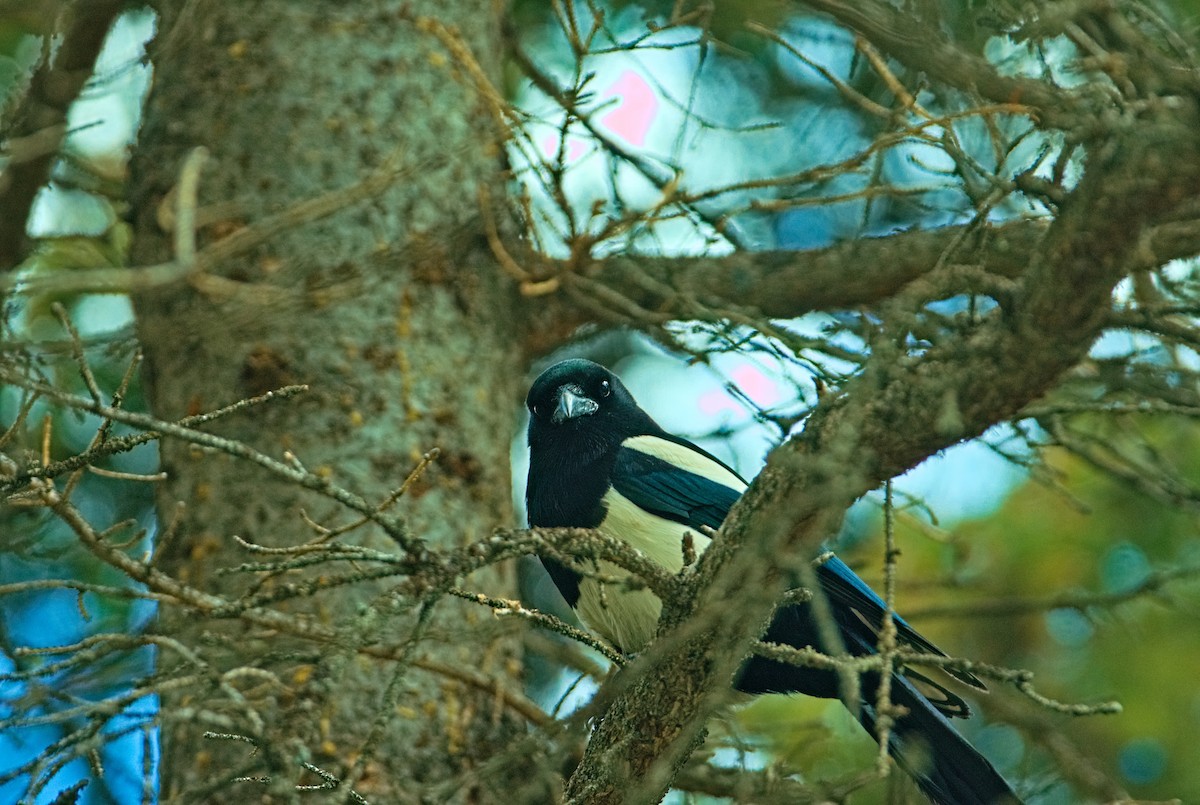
[574,489,712,654]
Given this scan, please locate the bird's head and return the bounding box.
[525,359,657,452]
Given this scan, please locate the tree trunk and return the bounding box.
[128,2,531,799]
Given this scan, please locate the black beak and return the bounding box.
[553,385,599,423]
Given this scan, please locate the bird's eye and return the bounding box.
[599,380,611,397]
[531,404,540,417]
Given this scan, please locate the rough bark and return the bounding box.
[128,2,531,800]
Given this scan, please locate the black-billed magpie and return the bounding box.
[525,358,1021,805]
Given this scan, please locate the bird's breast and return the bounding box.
[599,488,712,573]
[526,460,609,529]
[572,489,712,654]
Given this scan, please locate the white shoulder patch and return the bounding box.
[623,435,747,493]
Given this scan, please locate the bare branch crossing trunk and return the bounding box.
[128,3,532,799]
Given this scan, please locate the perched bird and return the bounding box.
[525,358,1021,805]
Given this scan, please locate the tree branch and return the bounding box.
[796,0,1093,126]
[561,42,1200,805]
[0,0,125,269]
[522,214,1200,339]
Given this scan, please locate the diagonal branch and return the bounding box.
[522,215,1200,336]
[562,79,1200,805]
[0,0,125,270]
[797,0,1093,127]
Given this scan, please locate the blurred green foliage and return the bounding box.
[735,412,1200,802]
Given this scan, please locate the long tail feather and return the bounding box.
[858,676,1021,805]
